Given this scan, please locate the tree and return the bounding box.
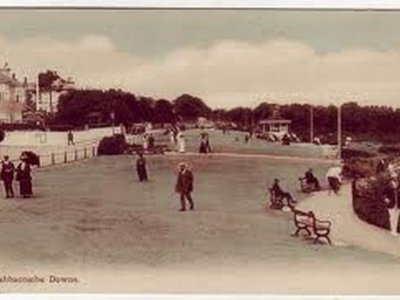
[253,102,274,123]
[38,70,61,114]
[173,94,212,121]
[153,99,175,125]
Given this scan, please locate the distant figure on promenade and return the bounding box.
[271,178,296,205]
[326,166,342,195]
[244,134,250,143]
[384,178,400,236]
[345,136,352,147]
[377,158,387,173]
[388,161,397,180]
[16,153,33,198]
[136,152,148,182]
[313,137,321,145]
[199,132,211,154]
[142,133,149,151]
[175,162,194,211]
[1,155,15,198]
[67,130,75,146]
[304,168,321,191]
[148,134,155,151]
[169,130,177,151]
[177,131,186,153]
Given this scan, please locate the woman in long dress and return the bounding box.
[178,132,186,153]
[16,154,33,198]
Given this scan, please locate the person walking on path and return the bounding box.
[16,153,33,198]
[67,130,75,146]
[175,162,194,211]
[177,131,186,153]
[1,155,15,198]
[304,168,321,191]
[326,166,342,195]
[136,152,148,182]
[199,132,211,154]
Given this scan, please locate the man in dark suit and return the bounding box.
[305,168,321,190]
[271,178,296,205]
[136,152,148,182]
[175,162,194,211]
[1,155,15,198]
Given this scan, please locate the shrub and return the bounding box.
[343,158,377,179]
[378,145,400,155]
[352,177,392,231]
[98,135,127,155]
[341,148,375,160]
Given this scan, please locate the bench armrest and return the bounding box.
[316,219,331,228]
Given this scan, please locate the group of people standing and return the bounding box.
[1,153,33,199]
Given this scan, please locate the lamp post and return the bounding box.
[310,105,314,143]
[337,104,342,160]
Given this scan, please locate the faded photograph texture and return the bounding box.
[0,9,399,294]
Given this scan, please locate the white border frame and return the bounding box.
[0,0,399,9]
[0,1,399,299]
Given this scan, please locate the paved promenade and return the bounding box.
[297,183,400,258]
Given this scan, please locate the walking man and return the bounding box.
[175,162,194,211]
[136,152,148,182]
[67,130,75,146]
[16,153,33,198]
[1,155,14,198]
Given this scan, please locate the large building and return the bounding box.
[0,65,27,123]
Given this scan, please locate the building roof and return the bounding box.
[259,118,291,125]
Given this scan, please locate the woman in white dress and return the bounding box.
[178,132,186,153]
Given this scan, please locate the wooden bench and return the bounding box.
[268,188,296,210]
[298,177,318,193]
[290,207,332,244]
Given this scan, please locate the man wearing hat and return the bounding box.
[1,155,15,198]
[175,162,194,211]
[271,178,296,206]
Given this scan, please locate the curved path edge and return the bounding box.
[297,183,400,258]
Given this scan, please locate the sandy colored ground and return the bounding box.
[298,183,400,258]
[0,155,399,294]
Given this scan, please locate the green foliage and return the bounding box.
[343,157,377,179]
[56,90,212,127]
[98,135,127,155]
[173,94,212,121]
[352,177,391,231]
[378,145,400,155]
[38,70,60,91]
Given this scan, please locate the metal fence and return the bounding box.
[0,138,100,167]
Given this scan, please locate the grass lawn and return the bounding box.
[0,154,400,293]
[143,128,337,158]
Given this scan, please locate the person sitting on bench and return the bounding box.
[304,168,321,190]
[271,178,296,205]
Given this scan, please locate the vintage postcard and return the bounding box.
[0,7,400,296]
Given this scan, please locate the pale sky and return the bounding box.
[1,9,400,108]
